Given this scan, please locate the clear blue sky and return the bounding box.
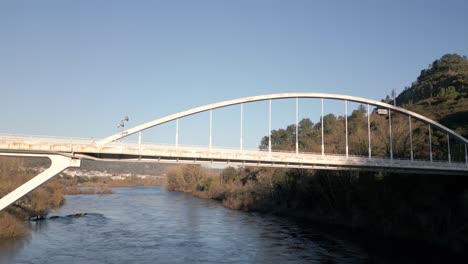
[1,0,467,149]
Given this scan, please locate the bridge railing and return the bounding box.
[106,140,467,169]
[1,134,466,170]
[0,133,95,145]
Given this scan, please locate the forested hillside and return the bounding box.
[395,53,468,138]
[397,54,468,104]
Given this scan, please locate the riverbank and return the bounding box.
[0,157,65,238]
[165,164,468,255]
[0,157,165,238]
[59,174,165,195]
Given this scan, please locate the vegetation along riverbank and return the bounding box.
[166,54,468,254]
[166,165,468,254]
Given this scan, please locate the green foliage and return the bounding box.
[166,165,218,193]
[350,105,367,120]
[436,86,459,100]
[322,114,337,132]
[397,53,468,105]
[400,56,468,138]
[260,118,317,152]
[222,167,238,182]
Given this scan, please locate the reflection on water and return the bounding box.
[0,236,28,262]
[28,219,49,233]
[0,186,459,264]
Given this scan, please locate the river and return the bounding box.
[0,186,456,263]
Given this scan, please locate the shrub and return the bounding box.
[0,212,27,238]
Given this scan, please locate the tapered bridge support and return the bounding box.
[0,153,81,212]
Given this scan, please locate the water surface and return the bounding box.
[0,186,452,263]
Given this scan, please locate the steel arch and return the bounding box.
[98,93,468,145]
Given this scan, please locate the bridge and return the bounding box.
[1,93,467,211]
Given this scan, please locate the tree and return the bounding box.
[298,118,314,137]
[350,105,366,120]
[322,114,337,133]
[445,86,459,100]
[259,128,294,151]
[222,167,239,183]
[384,95,391,103]
[391,89,397,106]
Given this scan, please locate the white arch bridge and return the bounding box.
[1,93,467,211]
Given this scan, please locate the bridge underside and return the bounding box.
[72,152,465,175]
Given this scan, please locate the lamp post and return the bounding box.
[117,116,129,137]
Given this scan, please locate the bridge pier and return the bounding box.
[0,153,80,212]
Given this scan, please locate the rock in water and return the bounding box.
[67,212,88,217]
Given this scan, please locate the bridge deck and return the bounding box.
[1,135,466,175]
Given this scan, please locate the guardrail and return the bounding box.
[1,134,466,169]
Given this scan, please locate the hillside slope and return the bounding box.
[395,54,468,138]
